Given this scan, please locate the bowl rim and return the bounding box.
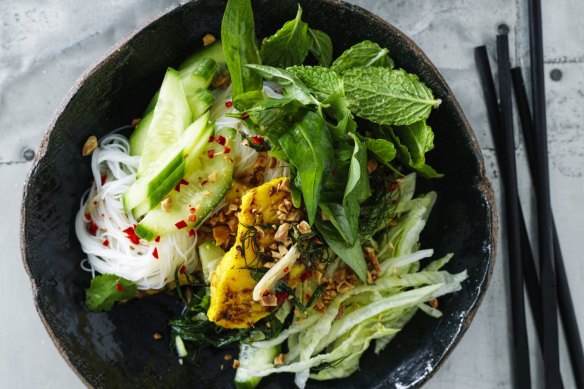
[20,0,498,387]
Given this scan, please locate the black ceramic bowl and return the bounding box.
[21,0,496,388]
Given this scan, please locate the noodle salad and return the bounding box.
[76,1,467,387]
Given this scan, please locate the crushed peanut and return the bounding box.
[202,33,216,46]
[260,293,277,306]
[160,197,172,212]
[131,118,141,126]
[224,354,233,361]
[213,225,231,246]
[429,298,439,309]
[212,72,230,88]
[274,223,291,243]
[153,332,162,340]
[274,353,285,365]
[82,135,98,156]
[297,220,311,234]
[232,359,240,369]
[367,159,378,174]
[364,247,381,273]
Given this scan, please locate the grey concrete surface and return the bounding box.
[2,1,583,388]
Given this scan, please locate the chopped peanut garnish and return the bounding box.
[274,223,291,243]
[274,353,285,365]
[160,197,172,212]
[297,220,311,234]
[213,225,231,246]
[367,159,378,174]
[203,33,216,46]
[82,135,98,156]
[232,359,240,369]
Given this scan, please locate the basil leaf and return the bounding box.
[364,137,397,168]
[320,203,352,243]
[343,67,441,126]
[278,111,333,224]
[287,66,343,101]
[246,64,320,106]
[245,98,304,137]
[85,274,138,312]
[331,40,394,74]
[221,0,263,102]
[308,29,333,66]
[260,5,310,67]
[315,218,367,282]
[388,122,443,178]
[346,133,371,203]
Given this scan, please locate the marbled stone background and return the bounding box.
[1,1,582,388]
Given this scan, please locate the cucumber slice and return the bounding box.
[129,111,153,156]
[235,343,280,389]
[198,240,225,282]
[179,41,226,74]
[180,57,217,94]
[123,113,212,213]
[186,88,215,120]
[135,128,235,240]
[138,68,192,177]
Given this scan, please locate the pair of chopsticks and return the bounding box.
[474,1,584,387]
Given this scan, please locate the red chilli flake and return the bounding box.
[225,101,233,108]
[102,239,110,247]
[115,283,123,292]
[276,292,290,303]
[283,266,290,273]
[216,135,226,145]
[201,179,208,186]
[224,146,231,154]
[152,247,159,259]
[251,135,263,145]
[84,213,91,221]
[188,214,197,223]
[300,270,312,282]
[179,265,187,274]
[155,236,161,243]
[101,175,107,185]
[389,181,399,191]
[123,226,140,245]
[180,179,189,186]
[174,183,181,192]
[241,112,250,120]
[189,229,196,237]
[262,290,270,297]
[88,221,99,236]
[207,150,215,159]
[208,135,215,142]
[175,220,188,229]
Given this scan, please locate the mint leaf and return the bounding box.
[364,138,397,168]
[388,122,443,178]
[221,0,263,101]
[278,111,333,224]
[246,64,320,106]
[287,65,343,102]
[331,40,394,74]
[308,29,333,66]
[86,274,138,312]
[261,6,310,68]
[343,67,440,126]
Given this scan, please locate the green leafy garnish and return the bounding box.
[308,29,333,66]
[331,40,394,74]
[246,64,320,106]
[278,111,333,224]
[343,67,440,126]
[364,137,397,168]
[260,6,310,68]
[287,65,343,101]
[221,0,263,104]
[389,121,443,178]
[85,274,138,312]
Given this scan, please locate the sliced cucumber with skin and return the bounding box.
[179,40,227,74]
[186,88,216,120]
[135,128,236,241]
[235,343,280,389]
[129,111,153,156]
[123,113,212,213]
[145,46,223,117]
[131,163,185,219]
[198,240,225,282]
[138,68,192,177]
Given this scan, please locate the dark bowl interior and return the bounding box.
[21,0,496,388]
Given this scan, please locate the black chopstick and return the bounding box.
[511,67,584,389]
[475,45,545,351]
[527,0,561,386]
[496,34,532,389]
